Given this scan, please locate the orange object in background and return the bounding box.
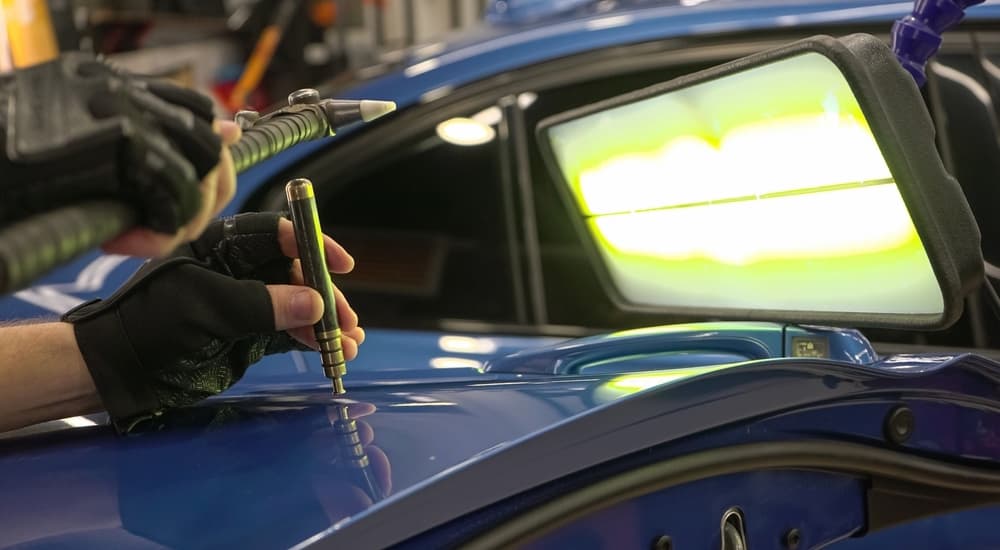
[215,62,272,113]
[2,0,58,67]
[309,0,337,27]
[227,0,301,112]
[227,25,282,111]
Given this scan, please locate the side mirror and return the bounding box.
[537,34,983,330]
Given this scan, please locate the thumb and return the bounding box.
[214,119,242,145]
[267,285,324,330]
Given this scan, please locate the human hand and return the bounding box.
[100,120,242,257]
[1,53,236,257]
[63,212,364,426]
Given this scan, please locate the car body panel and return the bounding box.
[3,351,1000,548]
[231,327,567,388]
[0,378,600,549]
[522,470,869,549]
[485,322,878,374]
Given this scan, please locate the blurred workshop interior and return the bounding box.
[0,0,487,115]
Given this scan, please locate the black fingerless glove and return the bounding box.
[0,52,221,232]
[63,213,305,428]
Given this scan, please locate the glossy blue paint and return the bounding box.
[525,470,866,549]
[2,347,998,547]
[230,327,565,390]
[486,322,877,374]
[518,397,1000,549]
[601,355,1000,464]
[485,0,598,24]
[0,251,145,320]
[484,0,947,27]
[0,377,600,549]
[311,353,1000,548]
[830,506,1000,548]
[751,399,1000,462]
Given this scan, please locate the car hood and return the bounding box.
[4,343,1000,549]
[0,374,621,549]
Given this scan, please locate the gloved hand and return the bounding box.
[0,52,224,238]
[62,212,363,428]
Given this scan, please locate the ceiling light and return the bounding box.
[436,117,496,146]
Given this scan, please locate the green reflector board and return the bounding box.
[545,52,943,315]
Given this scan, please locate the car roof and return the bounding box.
[228,0,1000,215]
[335,0,1000,105]
[481,0,917,26]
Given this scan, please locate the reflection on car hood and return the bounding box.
[0,375,612,549]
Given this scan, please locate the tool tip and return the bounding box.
[359,100,397,122]
[332,377,345,395]
[285,178,314,201]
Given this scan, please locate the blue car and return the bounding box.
[3,1,1000,548]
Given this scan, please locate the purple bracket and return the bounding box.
[892,0,986,86]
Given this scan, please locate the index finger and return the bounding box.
[209,120,241,218]
[277,218,355,273]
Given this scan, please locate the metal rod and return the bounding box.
[333,403,383,502]
[286,178,347,394]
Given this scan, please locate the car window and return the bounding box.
[522,47,1000,350]
[925,49,1000,349]
[315,113,519,328]
[297,35,1000,349]
[934,49,1000,269]
[302,53,726,332]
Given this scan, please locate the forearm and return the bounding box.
[0,322,103,432]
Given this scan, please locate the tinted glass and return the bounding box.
[304,37,998,347]
[316,113,518,328]
[937,51,1000,268]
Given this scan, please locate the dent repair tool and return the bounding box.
[286,176,383,500]
[0,88,395,293]
[285,177,346,395]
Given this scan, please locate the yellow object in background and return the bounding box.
[228,25,282,111]
[2,0,58,68]
[228,0,301,111]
